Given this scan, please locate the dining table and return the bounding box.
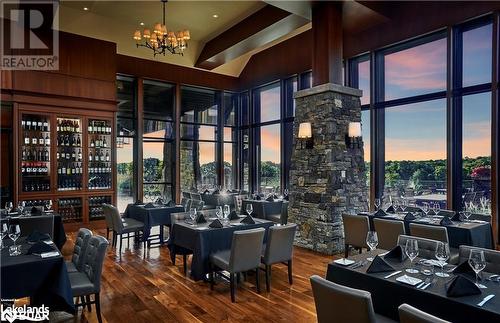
[326,249,500,323]
[240,199,289,224]
[168,217,274,281]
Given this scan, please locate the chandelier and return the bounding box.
[133,0,190,56]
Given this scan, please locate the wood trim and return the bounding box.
[492,12,499,247]
[175,84,181,203]
[12,93,117,112]
[136,79,144,201]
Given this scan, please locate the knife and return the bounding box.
[384,271,402,279]
[477,294,495,307]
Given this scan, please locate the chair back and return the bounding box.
[72,228,93,270]
[373,218,405,250]
[437,210,455,217]
[458,245,500,274]
[102,204,114,229]
[182,192,191,199]
[191,193,202,201]
[398,234,438,259]
[181,198,192,212]
[191,199,205,211]
[310,275,377,323]
[409,223,449,243]
[103,204,124,233]
[80,235,109,293]
[342,214,369,249]
[398,303,450,323]
[18,215,54,238]
[263,201,283,218]
[229,228,265,273]
[263,224,297,265]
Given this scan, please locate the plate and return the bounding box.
[396,275,422,286]
[333,258,355,266]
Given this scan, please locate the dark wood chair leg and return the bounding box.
[344,244,349,258]
[230,273,235,303]
[209,263,214,290]
[288,260,293,284]
[95,293,102,323]
[183,254,187,275]
[80,296,85,310]
[265,265,270,292]
[255,268,260,293]
[85,295,92,311]
[106,228,109,240]
[119,234,122,259]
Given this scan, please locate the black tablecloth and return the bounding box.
[168,218,274,281]
[0,239,74,313]
[361,212,493,249]
[326,250,500,323]
[124,204,185,241]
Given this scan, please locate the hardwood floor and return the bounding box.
[52,228,334,323]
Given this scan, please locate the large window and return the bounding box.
[224,93,238,190]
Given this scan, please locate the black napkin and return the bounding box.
[373,209,386,217]
[241,214,255,224]
[203,189,210,195]
[226,190,232,194]
[229,210,239,220]
[440,216,453,226]
[452,212,464,222]
[384,245,407,263]
[144,202,155,209]
[453,261,476,279]
[266,195,275,202]
[195,213,206,224]
[366,255,396,273]
[209,219,223,228]
[386,205,396,213]
[155,198,164,205]
[255,195,261,200]
[27,230,51,243]
[27,241,55,255]
[426,209,436,216]
[404,212,416,221]
[446,275,481,297]
[213,189,220,195]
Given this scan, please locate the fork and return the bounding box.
[417,277,431,289]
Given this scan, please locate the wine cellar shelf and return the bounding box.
[16,105,116,227]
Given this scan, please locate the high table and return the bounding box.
[168,218,274,281]
[360,212,493,249]
[123,204,185,244]
[0,238,74,313]
[326,250,500,323]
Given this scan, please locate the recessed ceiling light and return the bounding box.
[140,22,144,26]
[212,14,219,18]
[83,7,89,11]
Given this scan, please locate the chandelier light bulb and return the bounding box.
[153,23,162,34]
[133,30,141,41]
[143,29,151,39]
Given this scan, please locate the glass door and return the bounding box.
[56,117,83,191]
[87,119,112,190]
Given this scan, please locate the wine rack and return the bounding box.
[58,197,83,223]
[56,117,83,191]
[20,114,51,192]
[89,195,111,221]
[87,119,112,190]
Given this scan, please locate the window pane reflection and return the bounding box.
[180,141,217,191]
[260,124,281,192]
[224,143,237,190]
[181,86,218,124]
[117,140,134,211]
[463,24,492,87]
[258,84,280,123]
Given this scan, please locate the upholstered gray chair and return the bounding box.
[103,204,146,258]
[66,228,93,273]
[68,235,109,323]
[261,224,297,292]
[18,215,54,238]
[209,228,265,302]
[398,304,450,323]
[103,209,114,240]
[398,235,439,260]
[342,214,370,258]
[437,210,456,217]
[263,200,284,224]
[409,223,458,264]
[191,193,202,201]
[458,245,500,274]
[373,218,405,250]
[310,275,395,323]
[170,212,194,275]
[190,199,205,211]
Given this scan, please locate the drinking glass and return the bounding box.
[405,239,419,274]
[283,189,289,197]
[8,224,21,256]
[246,204,253,216]
[1,223,8,249]
[223,204,230,224]
[434,202,441,215]
[435,241,450,278]
[374,198,381,211]
[422,203,429,216]
[401,200,407,213]
[215,206,222,220]
[366,231,378,262]
[469,249,487,288]
[463,211,471,222]
[17,201,25,215]
[45,200,53,212]
[5,202,13,214]
[189,208,197,224]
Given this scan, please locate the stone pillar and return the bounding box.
[289,83,368,255]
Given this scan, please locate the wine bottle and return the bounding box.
[38,133,44,145]
[31,134,37,145]
[24,132,30,145]
[43,119,48,132]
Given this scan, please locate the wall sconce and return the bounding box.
[297,122,313,149]
[346,122,362,149]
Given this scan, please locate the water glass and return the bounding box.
[223,204,230,224]
[5,202,13,214]
[366,231,378,262]
[17,201,25,215]
[45,200,53,212]
[422,203,429,216]
[215,206,222,220]
[374,198,381,211]
[405,239,419,274]
[189,208,197,223]
[435,241,450,278]
[8,224,21,256]
[421,261,434,276]
[246,204,253,216]
[469,249,487,288]
[434,202,441,215]
[1,223,8,249]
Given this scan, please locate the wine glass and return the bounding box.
[8,224,21,256]
[469,249,487,288]
[374,198,381,211]
[17,201,25,215]
[435,241,450,278]
[5,202,13,214]
[463,210,471,222]
[1,223,8,249]
[422,203,429,216]
[215,206,222,220]
[283,189,289,198]
[223,204,230,224]
[246,204,253,216]
[366,231,378,262]
[189,208,197,224]
[45,200,53,212]
[405,239,419,274]
[401,199,407,213]
[434,202,441,215]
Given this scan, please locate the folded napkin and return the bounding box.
[386,205,396,214]
[451,212,464,222]
[384,245,407,263]
[213,189,220,195]
[226,190,232,194]
[209,219,223,228]
[27,241,55,255]
[440,216,453,226]
[426,209,436,216]
[284,195,289,201]
[195,213,206,224]
[452,261,476,279]
[241,214,255,224]
[446,275,481,297]
[373,209,386,217]
[155,198,164,205]
[404,212,416,221]
[144,202,156,209]
[27,230,51,243]
[203,189,210,195]
[265,195,275,202]
[366,255,396,273]
[229,210,239,220]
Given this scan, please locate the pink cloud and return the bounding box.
[260,126,280,163]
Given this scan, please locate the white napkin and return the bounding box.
[334,258,355,266]
[396,275,422,286]
[40,251,60,258]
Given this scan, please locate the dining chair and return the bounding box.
[409,223,459,264]
[209,227,265,302]
[260,224,297,292]
[68,235,109,323]
[182,191,192,199]
[191,193,202,201]
[263,200,283,224]
[397,235,439,259]
[66,228,93,273]
[342,214,370,258]
[181,198,192,212]
[18,215,54,238]
[373,218,405,250]
[103,208,114,240]
[103,204,146,258]
[458,245,500,274]
[398,304,450,323]
[310,275,395,323]
[170,212,194,275]
[233,194,247,214]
